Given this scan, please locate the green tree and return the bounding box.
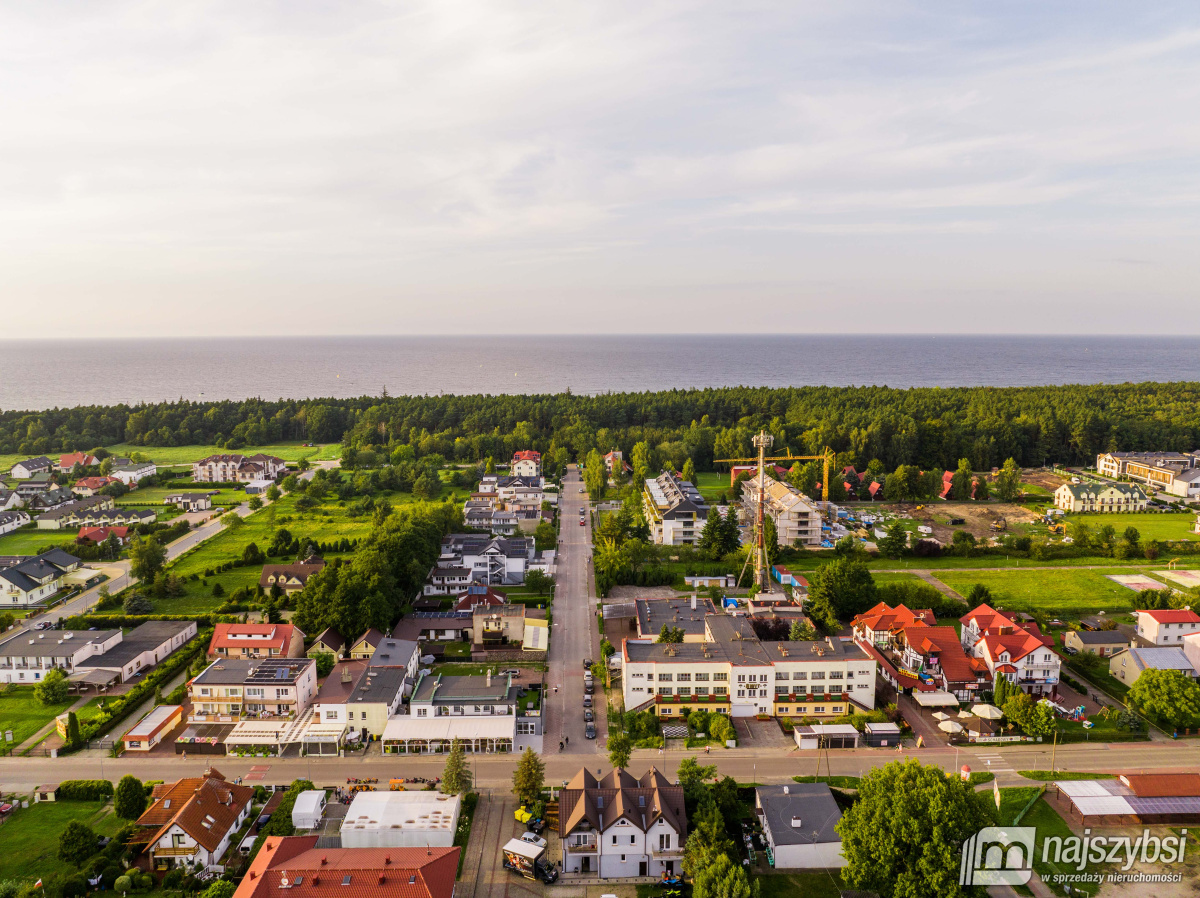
[965,583,993,605]
[1128,669,1200,731]
[676,756,718,801]
[34,668,69,706]
[837,759,994,898]
[123,593,153,615]
[412,471,440,500]
[681,458,696,485]
[222,510,245,531]
[805,557,877,631]
[199,881,236,898]
[950,458,974,501]
[114,775,147,820]
[973,476,990,501]
[58,820,99,866]
[66,710,81,747]
[512,748,545,806]
[630,441,652,486]
[584,449,607,498]
[657,625,685,644]
[692,851,758,898]
[762,515,780,565]
[128,535,166,581]
[441,738,472,794]
[248,496,263,510]
[525,569,554,597]
[788,618,817,641]
[266,484,281,501]
[708,714,734,744]
[697,507,725,560]
[995,458,1022,502]
[607,732,633,769]
[534,521,557,551]
[876,523,908,559]
[1002,691,1036,731]
[312,652,336,678]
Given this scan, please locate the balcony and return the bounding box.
[153,846,199,858]
[566,839,598,853]
[650,845,684,858]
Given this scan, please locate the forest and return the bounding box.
[5,381,1200,473]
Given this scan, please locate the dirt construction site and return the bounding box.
[893,501,1042,544]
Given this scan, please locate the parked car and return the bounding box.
[520,832,548,849]
[499,668,520,677]
[583,695,593,708]
[583,659,594,670]
[585,722,597,739]
[584,708,594,722]
[256,814,272,831]
[584,682,594,694]
[34,621,53,631]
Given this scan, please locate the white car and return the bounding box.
[520,832,548,849]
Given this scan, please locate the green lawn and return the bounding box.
[434,662,546,676]
[102,442,341,465]
[695,471,734,502]
[0,527,79,555]
[114,485,247,508]
[871,571,922,586]
[1018,771,1116,781]
[0,800,123,883]
[1065,512,1198,543]
[0,686,80,748]
[930,568,1143,615]
[756,871,844,898]
[997,786,1044,825]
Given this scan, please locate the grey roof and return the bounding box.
[368,637,418,668]
[0,549,80,593]
[1119,647,1196,672]
[193,659,257,684]
[14,456,53,470]
[410,673,517,705]
[36,497,110,520]
[757,784,843,846]
[194,657,314,685]
[76,621,194,670]
[0,511,28,526]
[625,627,869,669]
[349,666,407,704]
[0,629,121,658]
[1069,630,1129,645]
[636,597,717,637]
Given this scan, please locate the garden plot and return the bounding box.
[1107,573,1168,592]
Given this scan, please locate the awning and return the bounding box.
[67,669,119,686]
[913,691,960,708]
[522,619,548,651]
[225,720,291,746]
[382,716,515,743]
[299,720,348,745]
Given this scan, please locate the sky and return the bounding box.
[3,2,1200,337]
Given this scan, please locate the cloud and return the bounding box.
[1,1,1199,335]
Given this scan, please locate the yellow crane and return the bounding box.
[715,431,835,592]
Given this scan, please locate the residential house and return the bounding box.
[72,476,118,497]
[0,626,121,684]
[623,616,877,720]
[10,457,53,479]
[58,452,99,472]
[307,627,346,660]
[755,784,846,869]
[367,637,420,683]
[1109,646,1197,687]
[15,473,55,499]
[408,672,517,718]
[510,450,541,478]
[1054,482,1148,513]
[76,525,131,545]
[453,584,508,612]
[558,767,687,879]
[259,556,326,594]
[35,496,115,529]
[1095,451,1200,498]
[1182,632,1200,674]
[740,478,823,547]
[0,489,23,511]
[166,493,213,512]
[207,623,306,660]
[381,671,519,754]
[472,604,526,647]
[1064,630,1129,657]
[76,620,198,684]
[960,604,1060,697]
[29,486,77,511]
[603,449,631,475]
[111,459,157,486]
[1134,608,1200,645]
[192,454,286,483]
[135,770,254,870]
[188,658,317,721]
[423,533,546,594]
[0,549,82,610]
[310,659,406,746]
[234,837,459,898]
[348,629,385,660]
[123,704,184,752]
[642,472,709,546]
[852,604,988,700]
[0,510,30,537]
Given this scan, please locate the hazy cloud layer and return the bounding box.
[3,2,1199,336]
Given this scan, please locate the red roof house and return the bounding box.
[207,623,306,660]
[77,526,131,545]
[60,452,99,470]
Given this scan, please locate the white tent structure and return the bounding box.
[913,691,959,708]
[971,703,1004,720]
[382,715,515,754]
[292,790,327,830]
[340,790,461,848]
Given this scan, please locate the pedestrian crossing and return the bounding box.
[973,752,1016,775]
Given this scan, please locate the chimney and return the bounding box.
[341,667,352,685]
[791,816,803,828]
[691,593,697,611]
[486,669,492,688]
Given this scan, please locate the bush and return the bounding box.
[34,668,70,706]
[58,779,114,800]
[114,877,133,894]
[123,594,153,615]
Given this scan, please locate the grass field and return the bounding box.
[103,442,342,465]
[0,686,79,746]
[1065,511,1198,543]
[997,786,1044,825]
[114,485,247,507]
[757,872,844,898]
[0,800,122,883]
[695,471,733,502]
[931,568,1144,615]
[0,527,79,555]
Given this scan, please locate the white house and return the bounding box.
[0,549,82,608]
[0,627,122,684]
[1054,482,1148,513]
[559,767,687,879]
[10,457,53,479]
[137,772,254,870]
[192,454,286,483]
[959,604,1061,697]
[510,450,542,478]
[1134,608,1200,645]
[0,510,31,537]
[756,784,846,869]
[75,620,198,683]
[111,460,157,486]
[0,490,23,512]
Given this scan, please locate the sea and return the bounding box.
[2,334,1198,412]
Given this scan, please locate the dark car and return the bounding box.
[584,681,594,694]
[583,658,594,670]
[256,814,272,831]
[96,836,112,850]
[583,695,593,708]
[585,722,597,739]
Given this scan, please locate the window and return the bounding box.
[714,673,728,681]
[658,673,673,682]
[677,686,691,695]
[775,685,790,694]
[325,710,338,719]
[814,706,825,714]
[794,685,807,694]
[847,670,854,679]
[777,707,788,714]
[736,689,745,698]
[758,674,768,683]
[810,672,825,680]
[714,686,728,695]
[695,687,709,695]
[631,835,636,845]
[829,671,843,680]
[776,671,789,680]
[417,708,427,717]
[612,836,618,845]
[830,685,844,693]
[658,687,672,695]
[793,672,807,680]
[694,672,709,681]
[677,673,691,682]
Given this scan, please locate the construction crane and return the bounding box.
[715,431,835,593]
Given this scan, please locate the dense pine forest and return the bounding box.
[4,382,1200,472]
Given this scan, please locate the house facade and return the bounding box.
[259,557,326,594]
[58,452,99,472]
[1134,609,1200,645]
[72,476,118,497]
[0,549,82,609]
[1054,482,1148,513]
[510,450,542,478]
[1095,451,1200,498]
[192,454,286,483]
[1109,646,1197,687]
[188,658,317,721]
[137,772,254,870]
[960,604,1061,697]
[0,510,30,537]
[207,623,306,660]
[852,603,988,700]
[740,479,823,547]
[35,496,115,529]
[0,627,121,684]
[643,472,709,546]
[11,457,53,479]
[111,460,157,485]
[559,767,686,879]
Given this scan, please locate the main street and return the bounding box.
[544,464,602,757]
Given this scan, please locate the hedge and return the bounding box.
[62,629,213,751]
[62,613,237,629]
[58,780,115,800]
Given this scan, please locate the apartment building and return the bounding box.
[559,767,687,879]
[206,623,306,660]
[510,450,542,478]
[739,478,823,547]
[423,533,550,594]
[0,627,121,684]
[1054,482,1148,513]
[188,658,317,721]
[192,453,286,483]
[960,604,1060,697]
[35,496,114,529]
[622,615,877,719]
[1133,608,1200,645]
[643,472,709,546]
[1096,451,1200,498]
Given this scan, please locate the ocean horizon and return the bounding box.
[3,334,1199,412]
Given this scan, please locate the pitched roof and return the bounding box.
[1120,773,1200,798]
[235,837,459,898]
[351,629,385,651]
[1136,608,1200,625]
[312,627,345,652]
[139,773,254,853]
[900,626,981,684]
[60,452,98,468]
[259,559,326,589]
[208,623,302,653]
[852,602,936,633]
[559,767,686,840]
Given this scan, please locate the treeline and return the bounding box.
[6,382,1200,472]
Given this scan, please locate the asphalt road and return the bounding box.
[545,465,603,758]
